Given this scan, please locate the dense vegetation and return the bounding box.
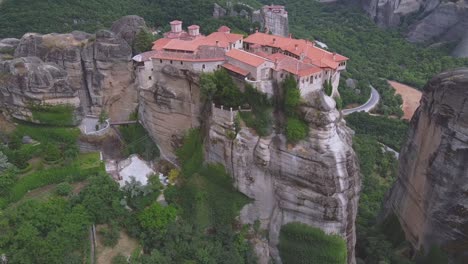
[119,113,160,161]
[279,222,347,264]
[30,104,75,126]
[346,112,409,150]
[0,0,258,38]
[201,70,273,137]
[282,76,308,143]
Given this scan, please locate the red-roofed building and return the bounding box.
[135,19,348,97]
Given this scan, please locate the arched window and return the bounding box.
[202,64,206,69]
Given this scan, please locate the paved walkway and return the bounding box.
[342,86,380,115]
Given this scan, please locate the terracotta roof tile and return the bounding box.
[222,63,249,76]
[226,49,267,67]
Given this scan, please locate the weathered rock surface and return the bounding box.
[138,65,201,160]
[205,91,360,263]
[381,68,468,262]
[360,0,468,48]
[452,33,468,58]
[110,15,147,48]
[406,1,468,44]
[0,57,80,122]
[11,26,138,120]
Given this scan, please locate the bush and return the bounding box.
[99,223,120,247]
[43,143,62,162]
[138,203,178,235]
[55,182,73,196]
[286,118,308,143]
[279,222,347,264]
[112,254,128,264]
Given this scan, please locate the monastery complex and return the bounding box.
[133,6,348,98]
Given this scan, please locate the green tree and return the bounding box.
[133,29,155,54]
[283,76,301,115]
[324,80,333,96]
[286,118,308,143]
[138,203,177,235]
[200,73,217,100]
[279,222,347,264]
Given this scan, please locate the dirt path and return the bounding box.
[96,228,139,264]
[388,81,422,120]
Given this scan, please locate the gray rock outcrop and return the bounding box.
[0,57,80,122]
[359,0,468,48]
[11,25,139,120]
[381,68,468,262]
[205,91,360,263]
[452,33,468,58]
[110,15,147,48]
[138,65,201,160]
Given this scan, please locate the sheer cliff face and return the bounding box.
[360,0,468,45]
[382,68,468,261]
[205,91,360,264]
[0,16,144,121]
[138,65,201,160]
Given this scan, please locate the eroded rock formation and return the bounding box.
[205,91,360,264]
[0,16,146,122]
[138,65,202,160]
[382,68,468,262]
[359,0,468,48]
[0,57,80,122]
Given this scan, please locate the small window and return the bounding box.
[149,76,152,80]
[217,65,220,69]
[280,73,284,78]
[160,59,163,63]
[170,60,173,64]
[180,61,183,65]
[202,64,206,69]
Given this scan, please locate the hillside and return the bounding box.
[0,0,255,38]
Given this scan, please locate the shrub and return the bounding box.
[99,223,120,247]
[324,80,333,96]
[286,118,308,143]
[168,169,180,184]
[55,182,73,196]
[43,143,62,162]
[279,222,347,264]
[112,254,128,264]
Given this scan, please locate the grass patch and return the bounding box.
[30,104,75,126]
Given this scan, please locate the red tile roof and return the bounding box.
[226,49,267,67]
[267,53,321,77]
[222,63,249,76]
[218,26,231,33]
[244,32,348,69]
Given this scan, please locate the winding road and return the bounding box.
[342,86,380,115]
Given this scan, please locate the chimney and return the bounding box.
[295,44,298,51]
[273,38,276,44]
[333,52,336,60]
[216,40,219,47]
[289,33,292,39]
